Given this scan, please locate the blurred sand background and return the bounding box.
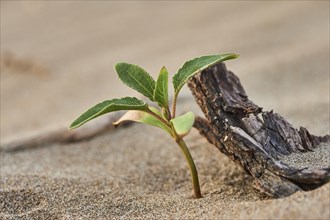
[1,1,329,219]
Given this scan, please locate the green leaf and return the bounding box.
[170,112,195,136]
[69,97,148,129]
[172,53,239,94]
[153,66,169,108]
[115,63,156,101]
[113,107,172,135]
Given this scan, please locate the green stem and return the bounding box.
[175,137,202,199]
[146,109,171,129]
[147,106,201,198]
[171,93,178,118]
[162,107,172,121]
[166,106,172,120]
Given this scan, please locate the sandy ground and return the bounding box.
[1,1,329,219]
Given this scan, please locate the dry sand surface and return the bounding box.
[1,1,330,219]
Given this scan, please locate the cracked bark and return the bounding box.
[188,63,330,198]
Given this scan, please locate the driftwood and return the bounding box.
[188,63,330,198]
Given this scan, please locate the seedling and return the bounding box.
[69,53,239,198]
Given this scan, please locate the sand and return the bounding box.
[1,1,329,219]
[1,126,329,219]
[280,143,330,170]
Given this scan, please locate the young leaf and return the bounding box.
[153,66,169,108]
[115,63,156,101]
[170,111,195,137]
[172,53,239,95]
[69,97,148,129]
[113,107,172,135]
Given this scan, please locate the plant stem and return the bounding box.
[171,94,178,118]
[146,109,171,128]
[175,137,202,199]
[162,107,172,121]
[166,107,172,120]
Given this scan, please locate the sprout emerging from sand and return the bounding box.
[69,53,239,198]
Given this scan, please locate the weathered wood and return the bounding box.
[188,63,330,198]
